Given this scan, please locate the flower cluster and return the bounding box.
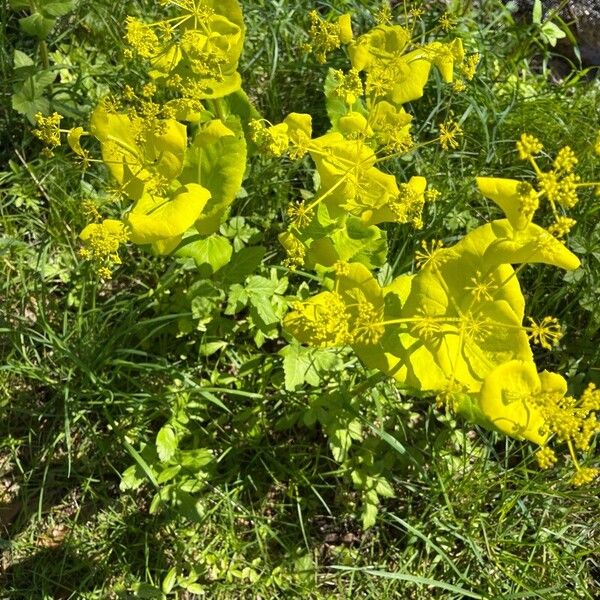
[284,125,599,483]
[79,219,130,279]
[33,112,62,152]
[252,10,476,271]
[123,0,245,101]
[60,0,250,278]
[303,11,353,63]
[533,383,600,485]
[477,134,600,240]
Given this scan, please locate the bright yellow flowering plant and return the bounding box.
[31,0,599,529]
[270,12,600,491]
[34,0,251,278]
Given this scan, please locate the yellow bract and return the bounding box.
[477,177,537,230]
[126,183,211,250]
[478,360,552,445]
[90,106,187,199]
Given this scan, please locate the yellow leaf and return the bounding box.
[127,183,210,245]
[478,360,549,445]
[476,177,533,230]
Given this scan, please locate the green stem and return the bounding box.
[211,98,226,122]
[39,40,49,70]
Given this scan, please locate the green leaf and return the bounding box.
[225,283,249,314]
[11,74,53,122]
[132,582,165,599]
[361,496,379,529]
[13,49,34,70]
[248,294,279,326]
[329,428,351,462]
[219,246,265,284]
[19,13,56,39]
[541,21,566,46]
[120,464,146,491]
[179,448,213,470]
[221,88,261,152]
[245,275,279,297]
[532,0,542,24]
[175,233,233,275]
[41,1,76,17]
[199,341,227,356]
[375,477,394,498]
[162,567,178,595]
[280,343,341,390]
[156,425,178,462]
[156,464,181,484]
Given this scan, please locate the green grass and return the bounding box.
[1,0,600,598]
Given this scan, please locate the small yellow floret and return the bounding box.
[304,10,349,63]
[79,219,129,278]
[438,11,455,32]
[438,119,463,151]
[553,146,578,173]
[460,53,480,81]
[287,201,313,229]
[414,239,446,270]
[570,467,599,487]
[124,17,159,59]
[517,133,543,160]
[527,316,562,350]
[535,446,557,470]
[548,216,576,238]
[249,120,289,157]
[33,112,62,150]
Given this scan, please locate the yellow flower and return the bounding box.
[33,112,62,150]
[438,11,455,32]
[570,467,599,487]
[304,11,352,63]
[553,146,578,173]
[438,119,463,151]
[527,316,562,350]
[124,17,159,59]
[535,446,557,469]
[516,133,542,160]
[460,53,480,81]
[79,218,130,278]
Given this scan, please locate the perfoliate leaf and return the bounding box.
[67,127,86,158]
[476,177,534,230]
[483,220,580,270]
[90,106,187,199]
[181,118,247,235]
[358,223,532,393]
[127,184,211,246]
[476,360,550,445]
